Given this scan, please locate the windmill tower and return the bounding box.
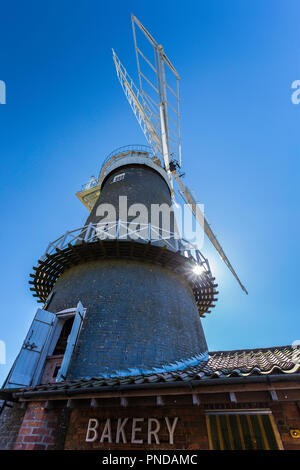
[3,14,245,389]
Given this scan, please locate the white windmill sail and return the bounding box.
[112,50,163,157]
[112,14,248,294]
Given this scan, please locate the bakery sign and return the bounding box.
[85,417,179,445]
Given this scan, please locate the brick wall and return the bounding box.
[0,401,26,450]
[64,402,300,450]
[85,164,173,228]
[8,399,300,450]
[271,402,300,450]
[14,402,61,450]
[49,259,207,381]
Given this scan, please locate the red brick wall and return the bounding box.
[0,402,26,450]
[14,402,59,450]
[11,400,300,450]
[271,402,300,450]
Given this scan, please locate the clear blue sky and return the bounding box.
[0,0,299,383]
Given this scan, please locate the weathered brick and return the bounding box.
[0,402,26,450]
[23,435,43,443]
[19,427,32,435]
[32,427,49,435]
[14,443,27,450]
[43,436,55,444]
[23,420,42,428]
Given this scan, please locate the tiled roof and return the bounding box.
[11,345,300,397]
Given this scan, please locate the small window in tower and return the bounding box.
[112,173,125,183]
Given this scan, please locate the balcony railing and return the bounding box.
[41,220,211,275]
[80,145,158,193]
[100,144,155,173]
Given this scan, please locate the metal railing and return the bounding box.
[100,144,154,173]
[80,176,99,192]
[80,145,159,193]
[41,220,211,275]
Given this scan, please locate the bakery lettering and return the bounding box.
[85,417,178,444]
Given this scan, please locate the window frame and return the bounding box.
[56,301,85,382]
[112,172,125,183]
[46,308,77,358]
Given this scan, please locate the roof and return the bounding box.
[7,345,300,400]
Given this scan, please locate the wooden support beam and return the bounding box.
[156,396,164,406]
[115,239,120,257]
[129,242,135,258]
[142,241,151,257]
[18,379,300,404]
[98,239,107,256]
[44,400,54,410]
[269,390,278,401]
[90,398,100,408]
[120,397,128,407]
[192,394,200,406]
[153,245,167,263]
[66,399,75,409]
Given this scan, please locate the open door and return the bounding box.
[56,301,85,382]
[4,308,56,389]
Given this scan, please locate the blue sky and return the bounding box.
[0,0,299,383]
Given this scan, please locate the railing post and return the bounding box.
[59,231,69,249]
[174,238,179,252]
[44,242,52,257]
[90,224,96,241]
[195,250,201,263]
[84,223,93,242]
[116,219,120,239]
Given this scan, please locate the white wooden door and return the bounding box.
[4,309,56,388]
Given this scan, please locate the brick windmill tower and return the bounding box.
[3,14,247,391]
[4,140,218,388]
[2,16,297,452]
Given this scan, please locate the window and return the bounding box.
[55,302,85,382]
[205,411,283,450]
[112,173,125,183]
[40,315,76,384]
[52,317,74,355]
[40,303,85,383]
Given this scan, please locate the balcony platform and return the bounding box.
[29,223,218,317]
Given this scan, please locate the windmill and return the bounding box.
[112,14,248,295]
